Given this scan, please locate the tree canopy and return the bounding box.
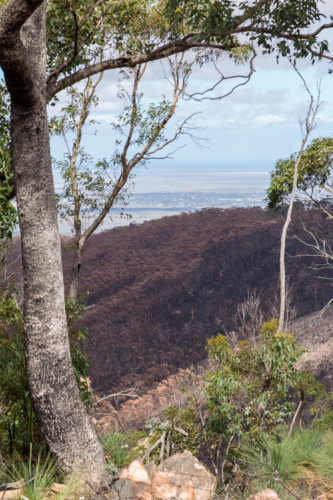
[0,0,327,100]
[266,137,333,211]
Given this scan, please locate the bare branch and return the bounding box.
[287,400,303,439]
[93,388,149,405]
[272,472,303,500]
[184,47,257,101]
[235,21,333,40]
[278,63,321,332]
[141,432,166,462]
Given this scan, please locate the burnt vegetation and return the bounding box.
[8,206,333,396]
[59,206,333,396]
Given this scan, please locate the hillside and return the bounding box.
[95,307,333,433]
[59,206,333,395]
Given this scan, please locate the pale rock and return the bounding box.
[178,482,196,500]
[113,450,216,500]
[248,489,281,500]
[138,492,153,500]
[1,489,23,499]
[50,483,66,494]
[120,460,151,484]
[154,450,216,500]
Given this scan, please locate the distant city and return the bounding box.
[128,191,266,209]
[57,190,267,234]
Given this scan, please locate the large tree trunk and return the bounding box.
[0,1,106,488]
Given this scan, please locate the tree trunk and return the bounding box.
[0,1,106,488]
[68,245,82,299]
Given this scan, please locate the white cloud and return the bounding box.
[228,87,289,105]
[316,113,333,123]
[253,114,286,125]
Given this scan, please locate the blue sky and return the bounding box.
[50,2,333,195]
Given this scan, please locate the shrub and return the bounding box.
[205,320,307,450]
[100,429,146,470]
[3,450,80,500]
[238,428,332,500]
[0,281,92,457]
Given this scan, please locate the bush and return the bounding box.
[205,320,307,450]
[238,428,333,500]
[100,429,146,470]
[0,278,92,458]
[3,450,80,500]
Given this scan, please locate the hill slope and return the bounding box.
[60,207,333,395]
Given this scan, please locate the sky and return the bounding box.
[49,2,333,201]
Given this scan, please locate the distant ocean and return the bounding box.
[53,160,272,235]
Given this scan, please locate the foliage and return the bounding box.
[0,283,33,457]
[65,290,93,411]
[266,137,333,210]
[100,429,146,470]
[137,322,333,487]
[165,0,328,60]
[51,58,196,240]
[205,320,307,450]
[46,0,167,81]
[0,276,92,456]
[237,428,333,500]
[162,404,202,456]
[111,82,174,168]
[50,82,131,231]
[3,451,77,500]
[44,0,332,88]
[0,82,17,239]
[133,405,203,465]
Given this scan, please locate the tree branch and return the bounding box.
[46,38,228,97]
[236,21,333,39]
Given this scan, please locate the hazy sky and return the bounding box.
[50,3,333,194]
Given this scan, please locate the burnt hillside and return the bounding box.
[59,207,333,395]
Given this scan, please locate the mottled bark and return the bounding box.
[68,245,82,299]
[0,0,106,488]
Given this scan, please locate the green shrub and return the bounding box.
[3,450,79,500]
[100,430,146,470]
[238,428,329,500]
[205,320,307,450]
[0,280,92,457]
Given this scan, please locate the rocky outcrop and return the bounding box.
[112,451,216,500]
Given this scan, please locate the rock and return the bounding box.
[120,460,151,484]
[112,450,216,500]
[248,489,281,500]
[1,489,23,499]
[114,459,152,499]
[50,483,65,494]
[152,451,215,500]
